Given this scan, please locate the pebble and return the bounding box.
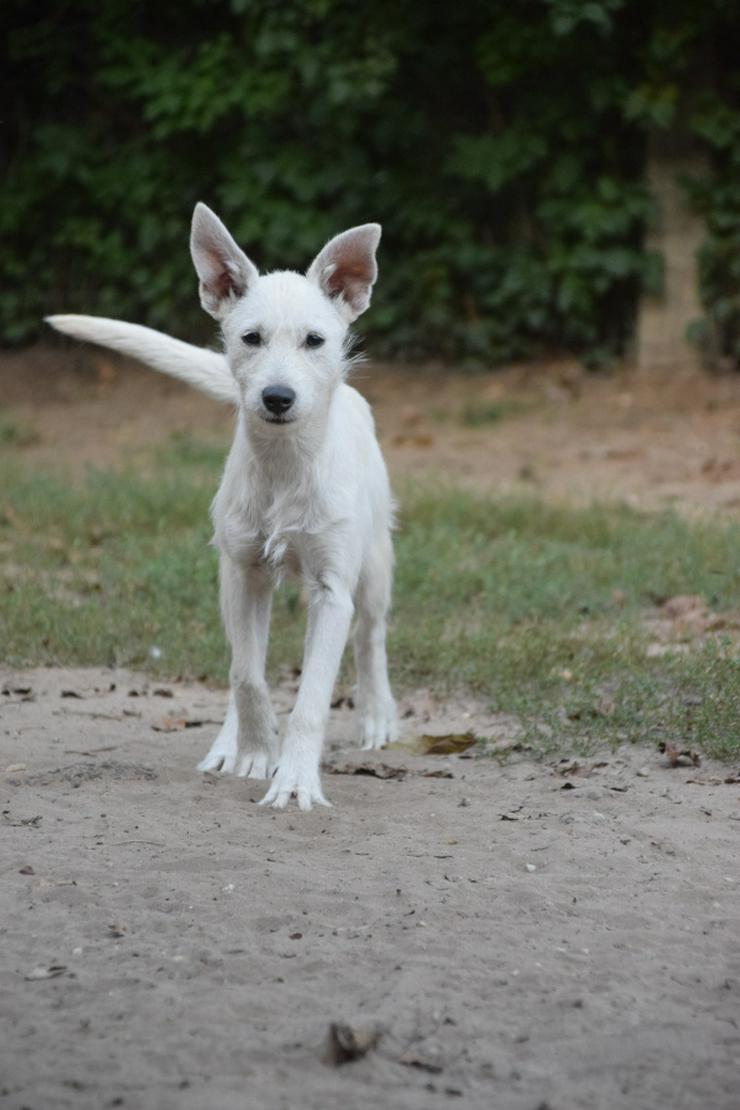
[525,863,537,873]
[636,766,650,777]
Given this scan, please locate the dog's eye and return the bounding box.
[305,333,325,349]
[242,331,262,347]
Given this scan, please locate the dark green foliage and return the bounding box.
[3,0,740,361]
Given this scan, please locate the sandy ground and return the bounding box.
[1,666,739,1110]
[2,350,740,1107]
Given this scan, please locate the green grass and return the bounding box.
[458,399,533,426]
[1,431,738,759]
[0,408,39,447]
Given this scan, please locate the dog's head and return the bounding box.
[190,203,380,432]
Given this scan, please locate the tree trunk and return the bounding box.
[636,132,708,372]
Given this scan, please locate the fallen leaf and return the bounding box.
[659,741,701,768]
[63,746,117,757]
[153,716,188,732]
[322,1022,379,1066]
[387,732,477,756]
[152,687,174,698]
[25,965,67,981]
[554,759,583,777]
[2,813,42,827]
[392,433,435,448]
[152,717,209,732]
[399,1047,444,1074]
[2,686,34,702]
[327,761,407,780]
[553,759,609,778]
[661,595,706,620]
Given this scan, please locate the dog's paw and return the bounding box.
[198,736,238,774]
[258,759,330,811]
[360,701,398,751]
[236,750,277,780]
[198,736,277,778]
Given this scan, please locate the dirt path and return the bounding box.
[2,666,739,1110]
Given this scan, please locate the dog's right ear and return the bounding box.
[190,203,259,320]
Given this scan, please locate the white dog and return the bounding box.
[48,203,397,809]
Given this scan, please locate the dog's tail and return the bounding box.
[46,315,238,404]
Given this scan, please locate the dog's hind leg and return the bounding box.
[198,556,279,778]
[197,689,239,772]
[354,537,398,750]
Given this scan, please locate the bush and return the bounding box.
[3,0,740,363]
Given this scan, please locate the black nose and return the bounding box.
[262,385,296,415]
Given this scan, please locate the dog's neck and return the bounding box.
[224,395,340,565]
[237,394,334,486]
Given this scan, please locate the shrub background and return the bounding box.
[4,0,740,363]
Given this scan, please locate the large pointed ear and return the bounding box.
[190,202,259,320]
[306,223,381,321]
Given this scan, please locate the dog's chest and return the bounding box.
[216,501,321,578]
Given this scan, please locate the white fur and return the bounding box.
[47,204,397,810]
[46,316,237,404]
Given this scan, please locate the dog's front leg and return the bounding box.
[199,556,278,777]
[259,578,354,810]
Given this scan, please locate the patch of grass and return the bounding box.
[390,484,739,756]
[1,444,738,759]
[458,399,532,426]
[670,646,740,761]
[0,408,39,448]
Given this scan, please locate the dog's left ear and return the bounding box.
[307,224,381,321]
